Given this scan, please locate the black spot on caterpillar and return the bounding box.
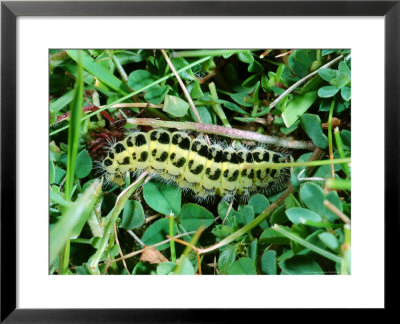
[101,129,289,201]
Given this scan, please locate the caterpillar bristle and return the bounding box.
[100,129,290,200]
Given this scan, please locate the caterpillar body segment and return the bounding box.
[102,129,288,200]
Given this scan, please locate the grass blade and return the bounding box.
[65,53,84,201]
[50,179,103,264]
[50,89,75,112]
[86,172,148,274]
[66,50,130,96]
[272,224,341,263]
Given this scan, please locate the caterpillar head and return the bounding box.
[102,151,125,186]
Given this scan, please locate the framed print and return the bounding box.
[1,0,398,321]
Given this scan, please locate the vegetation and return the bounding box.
[49,49,351,275]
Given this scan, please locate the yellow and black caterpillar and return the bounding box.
[101,129,288,200]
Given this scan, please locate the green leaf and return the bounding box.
[247,239,258,264]
[86,177,146,274]
[282,90,317,128]
[237,50,254,64]
[248,194,269,214]
[280,119,300,135]
[50,187,69,207]
[323,191,343,222]
[300,113,328,149]
[50,90,75,112]
[286,207,322,225]
[318,68,337,83]
[341,86,351,101]
[248,60,264,73]
[143,181,181,216]
[318,86,339,98]
[318,232,339,251]
[236,205,255,226]
[279,255,324,275]
[230,92,254,107]
[144,85,169,105]
[338,61,351,79]
[272,224,341,263]
[120,200,145,230]
[75,149,93,179]
[261,250,277,274]
[128,70,157,91]
[260,228,290,244]
[219,99,249,115]
[157,262,176,275]
[341,129,351,147]
[49,161,55,184]
[289,49,316,77]
[299,182,325,215]
[218,245,237,274]
[321,49,337,56]
[175,258,196,275]
[50,179,102,262]
[54,167,66,185]
[189,105,216,125]
[187,82,204,99]
[270,205,289,225]
[141,218,178,251]
[217,200,231,220]
[66,50,129,95]
[180,203,214,231]
[132,261,153,275]
[171,57,196,81]
[227,257,257,275]
[163,95,190,117]
[212,225,235,240]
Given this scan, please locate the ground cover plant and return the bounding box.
[49,49,351,275]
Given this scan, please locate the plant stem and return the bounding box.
[110,53,129,84]
[341,224,351,274]
[333,127,351,176]
[325,178,351,190]
[174,227,204,274]
[324,200,351,224]
[208,82,231,128]
[60,52,84,274]
[328,99,336,178]
[169,212,176,263]
[127,230,145,248]
[113,223,129,272]
[126,118,315,150]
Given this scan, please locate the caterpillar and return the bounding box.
[101,129,289,201]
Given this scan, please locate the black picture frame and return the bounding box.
[1,0,398,321]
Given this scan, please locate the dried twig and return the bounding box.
[324,200,351,224]
[269,55,344,110]
[126,118,315,150]
[113,224,129,272]
[161,49,211,145]
[160,49,202,123]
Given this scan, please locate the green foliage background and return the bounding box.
[49,49,351,275]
